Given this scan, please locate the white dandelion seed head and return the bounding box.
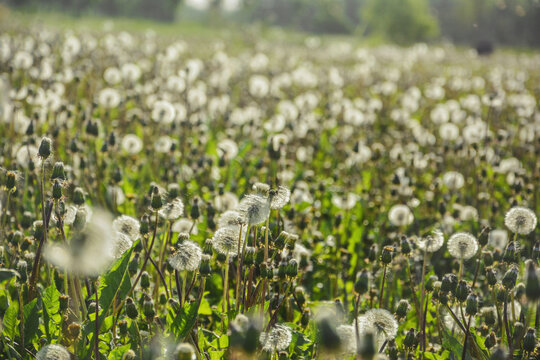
[36,344,71,360]
[417,229,445,253]
[168,240,202,272]
[504,206,537,235]
[97,87,121,108]
[121,134,143,155]
[15,144,42,169]
[388,204,414,227]
[217,139,238,160]
[218,210,244,228]
[238,194,270,226]
[252,182,271,195]
[214,192,239,212]
[212,226,242,257]
[271,186,291,210]
[159,198,184,220]
[151,100,176,124]
[112,231,133,259]
[112,215,140,241]
[447,232,478,260]
[336,324,357,355]
[488,229,508,250]
[172,218,198,235]
[442,171,465,190]
[259,324,292,352]
[357,309,398,349]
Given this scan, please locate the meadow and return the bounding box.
[0,12,539,360]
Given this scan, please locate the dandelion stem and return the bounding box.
[418,250,428,336]
[235,223,243,311]
[223,254,230,329]
[354,293,361,354]
[379,264,387,308]
[405,258,421,330]
[94,279,100,360]
[261,216,270,317]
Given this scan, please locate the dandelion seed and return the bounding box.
[504,206,537,235]
[168,240,202,272]
[388,204,414,227]
[356,309,398,349]
[417,229,445,253]
[113,215,140,241]
[271,186,291,209]
[212,226,242,257]
[217,210,244,228]
[238,194,270,226]
[159,198,184,220]
[259,324,292,352]
[448,232,478,260]
[121,134,143,155]
[112,232,133,258]
[442,171,465,190]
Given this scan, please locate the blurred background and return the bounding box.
[2,0,540,47]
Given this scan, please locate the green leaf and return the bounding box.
[23,298,40,344]
[43,283,60,317]
[2,302,18,339]
[167,302,200,341]
[424,351,450,360]
[108,344,131,360]
[209,350,225,360]
[0,269,19,283]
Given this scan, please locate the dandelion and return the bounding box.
[357,309,398,349]
[212,226,242,257]
[121,134,143,155]
[388,204,414,227]
[417,229,445,252]
[238,194,270,226]
[336,324,358,355]
[159,198,184,220]
[151,100,176,124]
[442,171,465,190]
[259,324,292,352]
[112,232,133,258]
[113,215,140,241]
[172,218,198,235]
[488,229,508,250]
[98,87,121,108]
[271,186,290,209]
[36,344,71,360]
[15,144,42,168]
[174,343,196,360]
[448,232,478,260]
[217,210,244,228]
[168,240,202,272]
[504,206,537,235]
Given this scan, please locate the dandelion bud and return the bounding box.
[503,241,518,263]
[139,215,149,236]
[51,162,66,181]
[502,266,518,289]
[513,322,525,343]
[73,187,85,205]
[381,246,393,264]
[87,301,100,316]
[403,328,416,348]
[174,343,196,360]
[483,307,497,326]
[59,294,69,313]
[354,270,370,295]
[33,220,44,239]
[295,287,306,308]
[368,245,378,262]
[38,137,52,159]
[151,187,163,210]
[515,283,525,299]
[200,255,211,277]
[526,262,540,301]
[6,171,16,190]
[255,247,265,265]
[426,275,438,292]
[400,236,411,255]
[21,211,33,229]
[286,259,298,277]
[17,260,27,282]
[72,210,86,231]
[466,294,478,316]
[190,197,200,220]
[141,271,151,289]
[125,298,138,319]
[482,250,494,266]
[395,299,410,319]
[490,346,507,360]
[52,179,63,200]
[484,331,497,348]
[142,295,155,319]
[67,323,81,340]
[439,291,449,305]
[301,308,311,327]
[278,260,288,279]
[486,267,498,286]
[455,280,470,302]
[495,284,507,303]
[441,273,457,293]
[478,226,490,247]
[388,340,398,360]
[523,328,536,353]
[118,320,128,338]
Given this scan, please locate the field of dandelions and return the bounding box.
[0,18,539,360]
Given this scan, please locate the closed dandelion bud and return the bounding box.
[495,284,507,303]
[456,280,470,302]
[301,308,311,327]
[426,275,438,292]
[175,343,196,360]
[216,252,226,263]
[381,246,393,264]
[21,211,33,229]
[73,187,85,205]
[295,287,306,308]
[122,350,136,360]
[140,215,149,236]
[33,220,44,239]
[526,262,540,301]
[59,295,69,312]
[300,254,309,270]
[396,299,410,319]
[17,260,27,282]
[88,301,100,315]
[38,137,52,159]
[255,247,265,265]
[490,346,507,360]
[523,328,537,353]
[368,245,377,262]
[287,259,298,277]
[21,236,32,251]
[483,250,494,266]
[441,273,458,293]
[67,323,81,340]
[359,332,376,360]
[118,320,128,337]
[151,187,163,210]
[483,307,496,326]
[355,270,370,294]
[404,328,416,348]
[486,267,498,286]
[128,254,139,276]
[168,183,180,199]
[278,260,287,279]
[190,197,200,220]
[141,271,150,289]
[200,255,211,277]
[439,291,449,305]
[515,283,525,299]
[112,167,122,183]
[502,266,518,289]
[503,242,518,263]
[51,162,66,181]
[478,227,490,247]
[6,171,16,190]
[466,294,478,316]
[142,295,155,319]
[513,322,525,343]
[159,293,167,305]
[401,236,411,255]
[388,340,398,360]
[52,179,63,200]
[485,331,497,349]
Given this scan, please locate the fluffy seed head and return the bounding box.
[238,194,270,225]
[448,232,478,260]
[388,204,414,227]
[212,226,242,257]
[259,324,292,352]
[112,215,140,241]
[271,186,291,209]
[357,309,398,349]
[504,206,537,235]
[36,344,71,360]
[417,229,444,253]
[159,198,184,220]
[168,240,202,272]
